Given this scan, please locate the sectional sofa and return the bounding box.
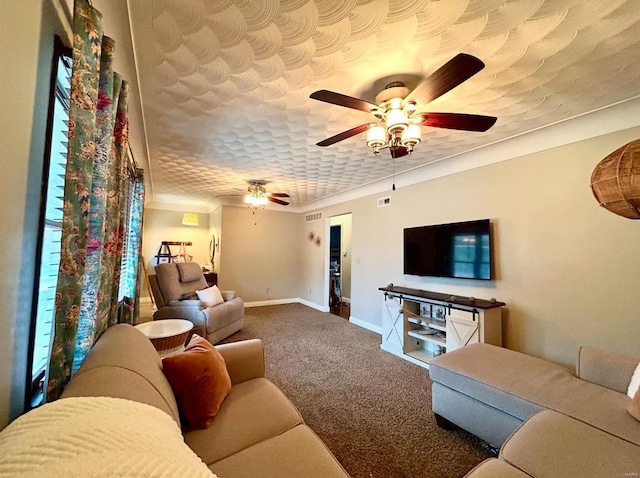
[430,343,640,477]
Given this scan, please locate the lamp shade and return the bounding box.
[182,212,199,226]
[245,193,268,208]
[366,124,386,148]
[386,108,408,134]
[401,124,422,148]
[590,139,640,219]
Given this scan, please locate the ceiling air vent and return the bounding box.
[377,197,391,207]
[305,211,323,223]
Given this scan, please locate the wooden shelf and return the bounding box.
[405,349,435,364]
[407,316,446,332]
[407,330,446,345]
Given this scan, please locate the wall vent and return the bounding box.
[305,211,323,222]
[377,196,391,207]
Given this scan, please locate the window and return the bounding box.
[27,38,72,408]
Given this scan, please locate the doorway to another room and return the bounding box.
[329,213,352,320]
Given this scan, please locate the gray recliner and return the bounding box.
[150,262,244,344]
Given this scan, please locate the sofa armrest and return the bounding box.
[221,290,237,301]
[576,346,639,393]
[215,339,265,385]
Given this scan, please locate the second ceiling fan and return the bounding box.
[310,53,497,159]
[245,180,290,207]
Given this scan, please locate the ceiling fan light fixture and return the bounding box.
[310,54,496,160]
[245,192,268,208]
[386,107,408,135]
[366,124,387,153]
[401,124,422,152]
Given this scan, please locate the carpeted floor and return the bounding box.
[221,303,491,478]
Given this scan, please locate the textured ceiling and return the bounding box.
[128,0,640,210]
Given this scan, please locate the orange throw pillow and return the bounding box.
[162,334,232,429]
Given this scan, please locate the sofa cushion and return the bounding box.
[430,343,640,446]
[464,458,530,478]
[209,425,349,478]
[500,410,640,478]
[197,285,225,307]
[162,335,232,429]
[430,343,567,421]
[577,346,639,394]
[177,262,204,283]
[184,377,303,464]
[61,324,181,426]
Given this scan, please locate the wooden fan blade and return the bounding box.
[310,90,378,113]
[268,197,289,206]
[317,123,370,147]
[269,193,290,198]
[420,112,497,132]
[403,54,485,106]
[390,145,409,158]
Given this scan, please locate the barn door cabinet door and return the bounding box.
[381,295,403,354]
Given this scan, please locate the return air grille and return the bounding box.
[305,211,323,222]
[377,197,391,207]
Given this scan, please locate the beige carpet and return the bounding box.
[221,303,491,478]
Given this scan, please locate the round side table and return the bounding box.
[135,319,194,357]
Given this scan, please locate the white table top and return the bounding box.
[135,319,193,339]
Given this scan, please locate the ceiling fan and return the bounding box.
[309,53,497,159]
[244,180,290,208]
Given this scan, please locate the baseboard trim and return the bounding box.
[244,298,329,313]
[298,299,330,312]
[349,316,382,335]
[244,298,299,308]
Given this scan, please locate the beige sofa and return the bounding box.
[60,324,350,477]
[150,262,244,344]
[429,343,640,477]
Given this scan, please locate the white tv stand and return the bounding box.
[379,286,505,369]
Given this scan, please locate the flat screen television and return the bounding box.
[403,219,493,280]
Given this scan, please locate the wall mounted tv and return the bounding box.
[403,219,493,280]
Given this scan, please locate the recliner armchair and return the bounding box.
[150,262,244,344]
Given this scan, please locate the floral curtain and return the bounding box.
[47,0,132,400]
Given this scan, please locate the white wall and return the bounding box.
[220,206,301,302]
[301,126,640,368]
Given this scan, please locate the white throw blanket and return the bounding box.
[0,396,217,478]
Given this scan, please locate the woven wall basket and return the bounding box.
[590,139,640,219]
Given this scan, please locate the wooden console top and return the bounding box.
[379,285,505,309]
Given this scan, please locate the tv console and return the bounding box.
[379,286,505,369]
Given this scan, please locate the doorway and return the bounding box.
[328,213,352,320]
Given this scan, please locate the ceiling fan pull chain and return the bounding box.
[392,158,396,191]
